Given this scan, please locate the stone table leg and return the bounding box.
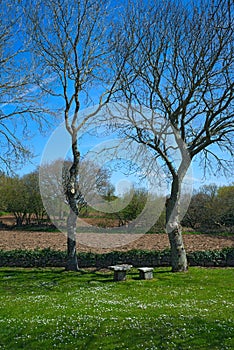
[114,270,127,281]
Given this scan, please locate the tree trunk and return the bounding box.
[65,136,80,272]
[15,214,24,227]
[66,205,79,271]
[166,176,188,272]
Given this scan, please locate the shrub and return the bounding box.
[0,247,233,268]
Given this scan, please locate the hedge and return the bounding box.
[0,247,233,268]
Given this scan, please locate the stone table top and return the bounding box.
[108,264,133,271]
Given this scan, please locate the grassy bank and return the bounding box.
[0,267,233,349]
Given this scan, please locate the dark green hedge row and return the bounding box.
[0,247,233,268]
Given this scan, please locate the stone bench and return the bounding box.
[138,267,154,280]
[108,264,133,281]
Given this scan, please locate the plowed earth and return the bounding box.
[0,230,233,253]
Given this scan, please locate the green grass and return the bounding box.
[0,211,11,217]
[0,267,233,349]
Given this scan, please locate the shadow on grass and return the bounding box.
[0,267,195,288]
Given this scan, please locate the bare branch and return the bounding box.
[0,0,52,173]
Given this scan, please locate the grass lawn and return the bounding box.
[0,267,233,349]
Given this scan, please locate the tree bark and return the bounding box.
[15,214,25,227]
[65,137,80,272]
[66,204,79,271]
[166,176,188,272]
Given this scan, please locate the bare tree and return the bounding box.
[26,0,119,270]
[39,159,113,224]
[110,0,234,271]
[0,0,49,173]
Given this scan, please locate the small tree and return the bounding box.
[183,184,234,231]
[116,188,147,226]
[0,176,28,226]
[110,0,234,271]
[217,185,234,228]
[182,184,218,230]
[0,171,45,226]
[22,171,46,225]
[39,158,113,224]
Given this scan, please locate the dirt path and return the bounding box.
[0,230,233,253]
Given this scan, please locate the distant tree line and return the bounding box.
[0,168,233,233]
[182,184,234,232]
[0,160,113,227]
[105,184,234,233]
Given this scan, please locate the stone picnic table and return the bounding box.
[108,265,154,281]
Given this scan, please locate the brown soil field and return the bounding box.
[0,230,233,253]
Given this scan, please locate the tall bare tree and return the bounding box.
[26,0,119,270]
[110,0,234,271]
[0,0,48,172]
